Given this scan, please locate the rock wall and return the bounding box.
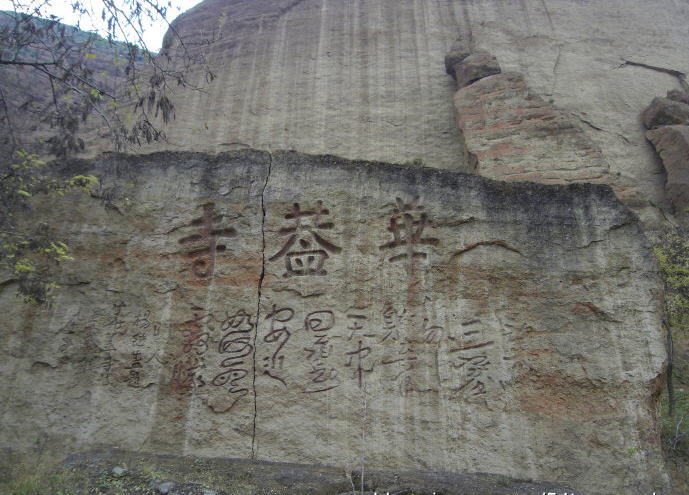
[143,0,689,228]
[2,1,686,494]
[0,151,669,494]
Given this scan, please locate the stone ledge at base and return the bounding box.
[58,448,579,495]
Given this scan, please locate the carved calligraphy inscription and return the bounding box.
[251,301,504,400]
[164,193,507,408]
[178,202,237,281]
[262,305,294,387]
[379,306,418,394]
[345,313,375,389]
[448,319,497,398]
[304,311,340,393]
[108,308,162,388]
[269,201,341,277]
[166,308,256,412]
[211,310,254,407]
[170,309,211,394]
[380,197,439,264]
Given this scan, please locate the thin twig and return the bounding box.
[0,59,58,66]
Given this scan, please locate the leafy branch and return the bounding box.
[0,1,217,304]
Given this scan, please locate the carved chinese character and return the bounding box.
[211,309,254,406]
[179,202,237,279]
[269,202,341,277]
[305,310,335,333]
[451,351,492,397]
[131,351,143,367]
[262,305,294,387]
[381,344,418,381]
[217,310,254,358]
[379,196,439,263]
[380,305,406,342]
[304,310,340,393]
[177,310,212,356]
[127,351,144,387]
[171,355,200,394]
[345,339,373,388]
[346,313,377,341]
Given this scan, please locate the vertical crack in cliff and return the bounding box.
[252,152,271,459]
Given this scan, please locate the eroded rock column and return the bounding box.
[445,33,610,184]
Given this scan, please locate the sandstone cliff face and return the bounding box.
[1,1,684,494]
[0,151,669,494]
[144,0,689,229]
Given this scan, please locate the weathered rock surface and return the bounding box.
[452,72,609,184]
[0,150,668,495]
[444,32,473,78]
[642,97,689,129]
[667,89,689,106]
[3,1,688,229]
[647,125,689,210]
[450,50,501,89]
[138,0,689,227]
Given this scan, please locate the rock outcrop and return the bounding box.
[0,150,669,495]
[450,67,610,185]
[643,97,689,129]
[445,38,501,90]
[5,0,687,228]
[647,124,689,211]
[642,88,689,213]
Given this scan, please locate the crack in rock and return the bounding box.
[617,60,689,93]
[251,152,272,459]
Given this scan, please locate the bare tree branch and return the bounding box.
[0,59,58,66]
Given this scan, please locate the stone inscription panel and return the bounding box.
[0,151,666,494]
[251,153,537,467]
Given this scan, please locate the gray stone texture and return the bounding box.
[647,125,689,210]
[642,96,689,129]
[130,0,689,229]
[444,32,473,77]
[452,50,501,88]
[0,150,669,495]
[111,466,127,478]
[667,89,689,105]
